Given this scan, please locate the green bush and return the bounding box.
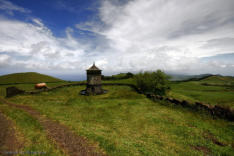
[134,70,170,95]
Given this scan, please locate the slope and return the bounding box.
[170,75,234,108]
[0,72,63,84]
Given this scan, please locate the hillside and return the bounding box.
[168,73,213,81]
[201,75,234,85]
[0,72,63,84]
[170,75,234,108]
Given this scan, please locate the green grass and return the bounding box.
[0,74,233,155]
[170,76,234,109]
[0,103,66,156]
[0,72,63,84]
[6,85,234,156]
[104,75,234,109]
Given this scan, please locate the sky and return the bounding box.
[0,0,234,80]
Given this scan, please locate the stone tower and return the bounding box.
[85,63,104,95]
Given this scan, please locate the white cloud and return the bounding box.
[0,54,10,67]
[0,0,31,15]
[98,0,234,53]
[91,0,234,74]
[0,17,92,72]
[1,0,234,77]
[0,16,115,75]
[201,37,234,52]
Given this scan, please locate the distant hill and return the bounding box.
[0,72,63,84]
[168,73,213,81]
[200,75,234,85]
[104,72,219,82]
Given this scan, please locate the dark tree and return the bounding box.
[134,70,170,95]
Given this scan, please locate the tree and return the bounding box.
[125,72,134,78]
[134,70,170,95]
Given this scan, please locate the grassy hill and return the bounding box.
[168,73,213,81]
[170,75,234,108]
[201,75,234,85]
[103,73,234,108]
[0,72,63,84]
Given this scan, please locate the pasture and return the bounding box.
[170,76,234,109]
[0,84,233,155]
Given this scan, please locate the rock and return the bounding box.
[6,87,25,97]
[171,98,181,105]
[181,100,190,106]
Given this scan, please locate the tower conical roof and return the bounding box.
[87,62,101,71]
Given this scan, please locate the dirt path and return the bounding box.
[0,111,24,156]
[0,98,106,156]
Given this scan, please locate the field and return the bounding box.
[102,75,234,109]
[0,83,233,155]
[170,75,234,109]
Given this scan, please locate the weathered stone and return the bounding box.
[167,97,174,102]
[146,93,152,98]
[181,100,190,107]
[195,102,202,107]
[155,95,161,99]
[159,96,164,100]
[213,105,234,120]
[171,98,181,104]
[6,87,25,97]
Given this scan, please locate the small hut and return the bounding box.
[84,63,104,95]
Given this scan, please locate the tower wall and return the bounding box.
[85,69,103,95]
[87,74,101,85]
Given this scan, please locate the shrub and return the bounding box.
[134,70,170,95]
[125,72,134,78]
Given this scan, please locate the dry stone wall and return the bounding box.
[146,93,234,121]
[6,87,25,97]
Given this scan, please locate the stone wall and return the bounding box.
[6,87,25,97]
[146,93,234,121]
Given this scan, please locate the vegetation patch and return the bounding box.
[134,70,170,95]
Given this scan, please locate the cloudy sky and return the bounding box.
[0,0,234,80]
